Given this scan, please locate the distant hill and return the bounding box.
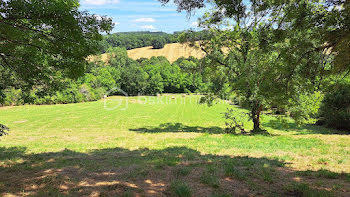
[96,43,205,63]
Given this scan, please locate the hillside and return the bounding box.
[96,43,205,63]
[127,43,205,62]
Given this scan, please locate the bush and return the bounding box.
[319,82,350,131]
[152,38,166,49]
[3,88,23,106]
[289,92,324,125]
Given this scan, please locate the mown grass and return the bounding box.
[0,95,349,196]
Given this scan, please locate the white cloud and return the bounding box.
[134,18,156,23]
[83,0,120,5]
[191,21,199,27]
[140,25,156,30]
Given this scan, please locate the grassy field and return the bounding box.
[96,43,205,63]
[0,95,349,196]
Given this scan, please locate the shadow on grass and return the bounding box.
[131,123,279,136]
[0,146,349,196]
[263,119,349,135]
[131,122,224,134]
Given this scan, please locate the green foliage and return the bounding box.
[107,47,130,68]
[100,31,178,52]
[319,81,350,131]
[3,88,24,106]
[120,63,148,96]
[0,0,113,97]
[0,45,210,106]
[289,92,324,125]
[162,0,349,73]
[152,37,166,49]
[223,108,247,134]
[173,0,336,133]
[199,94,218,107]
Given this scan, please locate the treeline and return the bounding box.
[1,48,213,106]
[99,31,179,52]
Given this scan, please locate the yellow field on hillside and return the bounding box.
[127,43,205,62]
[93,43,206,63]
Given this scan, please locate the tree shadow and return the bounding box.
[131,122,279,136]
[130,122,224,134]
[0,146,349,196]
[263,119,349,135]
[0,146,26,160]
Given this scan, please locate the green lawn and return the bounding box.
[0,95,349,196]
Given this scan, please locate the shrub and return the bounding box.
[319,82,350,131]
[152,38,166,49]
[3,88,23,106]
[289,91,324,125]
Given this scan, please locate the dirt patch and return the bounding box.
[13,120,28,124]
[1,147,349,196]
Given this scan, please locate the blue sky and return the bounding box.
[79,0,208,33]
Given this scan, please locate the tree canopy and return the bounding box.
[0,0,113,101]
[152,37,166,49]
[160,0,349,72]
[99,32,178,52]
[161,0,349,132]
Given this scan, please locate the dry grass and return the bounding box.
[127,43,205,63]
[94,43,205,63]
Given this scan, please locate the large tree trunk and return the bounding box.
[251,104,263,133]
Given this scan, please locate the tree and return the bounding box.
[0,0,113,134]
[107,47,129,67]
[120,64,149,96]
[102,32,176,50]
[152,37,166,49]
[163,0,336,132]
[0,0,113,99]
[160,0,349,73]
[319,80,350,131]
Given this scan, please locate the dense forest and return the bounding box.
[1,47,210,105]
[99,31,180,52]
